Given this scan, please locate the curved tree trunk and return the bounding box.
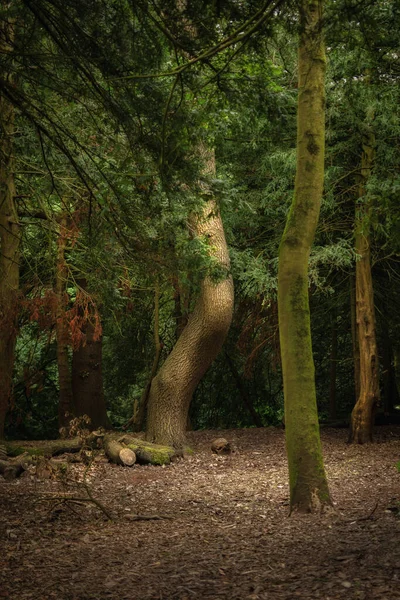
[146,152,234,448]
[350,126,380,443]
[0,15,19,439]
[56,214,74,429]
[277,0,332,513]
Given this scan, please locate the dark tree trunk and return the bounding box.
[350,274,360,403]
[381,321,399,415]
[225,352,263,428]
[56,214,74,429]
[72,279,110,430]
[0,15,19,439]
[329,312,338,421]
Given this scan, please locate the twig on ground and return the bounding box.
[125,514,173,522]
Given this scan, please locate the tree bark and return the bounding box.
[146,150,234,448]
[56,214,74,429]
[0,14,19,439]
[72,279,110,430]
[350,124,380,443]
[277,0,332,512]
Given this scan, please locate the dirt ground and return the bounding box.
[0,426,399,600]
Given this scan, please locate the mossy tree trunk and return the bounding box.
[350,128,380,443]
[146,150,234,449]
[277,0,332,513]
[0,14,19,439]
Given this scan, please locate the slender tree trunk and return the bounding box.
[146,150,234,448]
[132,278,162,432]
[329,312,338,421]
[56,215,74,429]
[350,127,380,443]
[277,0,331,513]
[350,274,360,402]
[0,15,19,439]
[72,279,110,429]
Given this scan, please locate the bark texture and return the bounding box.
[0,15,19,439]
[146,152,234,448]
[72,279,110,430]
[277,0,332,512]
[56,215,74,429]
[350,127,380,443]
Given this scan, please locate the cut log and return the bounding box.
[0,453,32,480]
[105,439,136,466]
[104,433,176,465]
[5,433,178,467]
[6,438,82,457]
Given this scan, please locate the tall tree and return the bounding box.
[350,119,380,443]
[146,149,234,448]
[71,278,110,430]
[0,13,19,438]
[277,0,332,512]
[55,212,74,429]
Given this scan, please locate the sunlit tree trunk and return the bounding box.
[0,15,19,439]
[350,128,380,443]
[277,0,332,513]
[72,279,110,429]
[146,149,234,448]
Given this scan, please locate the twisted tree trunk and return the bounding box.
[146,151,234,448]
[0,14,19,439]
[277,0,332,513]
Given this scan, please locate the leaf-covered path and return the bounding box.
[1,427,399,600]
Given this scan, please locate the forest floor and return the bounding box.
[0,426,399,600]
